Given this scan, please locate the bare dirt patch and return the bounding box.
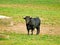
[0,23,60,35]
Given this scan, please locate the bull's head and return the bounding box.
[24,16,32,24]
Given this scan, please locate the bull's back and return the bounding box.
[31,17,40,26]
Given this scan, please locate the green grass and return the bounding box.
[0,33,60,45]
[0,0,60,5]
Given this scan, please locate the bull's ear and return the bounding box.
[23,17,25,19]
[23,16,26,19]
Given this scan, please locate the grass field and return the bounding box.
[0,33,60,45]
[0,0,60,45]
[0,0,60,5]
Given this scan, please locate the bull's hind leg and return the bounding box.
[31,30,33,35]
[36,27,40,35]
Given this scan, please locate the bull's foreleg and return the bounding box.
[27,26,30,35]
[27,30,29,35]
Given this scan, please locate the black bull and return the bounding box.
[24,16,41,35]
